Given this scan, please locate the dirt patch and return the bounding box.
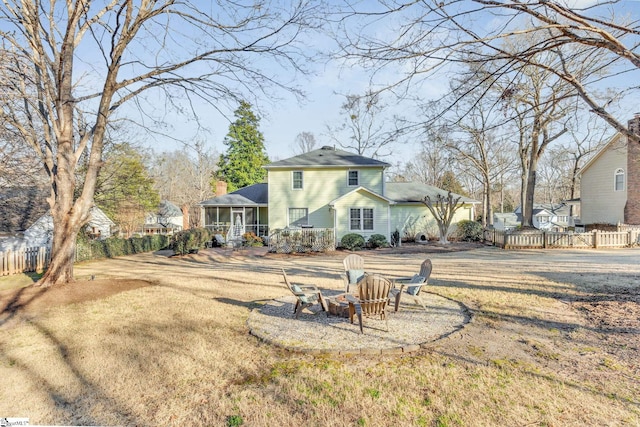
[0,279,152,320]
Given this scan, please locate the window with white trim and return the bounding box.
[348,170,359,186]
[615,168,625,191]
[288,208,308,227]
[349,208,374,231]
[292,170,303,189]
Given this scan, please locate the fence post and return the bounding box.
[543,231,547,249]
[593,230,599,249]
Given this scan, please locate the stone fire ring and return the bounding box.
[247,290,470,355]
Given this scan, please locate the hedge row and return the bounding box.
[170,228,212,255]
[75,234,170,262]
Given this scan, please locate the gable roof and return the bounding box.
[158,200,182,217]
[328,186,396,207]
[578,132,624,177]
[385,182,478,204]
[264,146,391,169]
[514,203,570,216]
[199,183,268,206]
[0,186,50,233]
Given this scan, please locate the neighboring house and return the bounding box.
[579,115,640,226]
[493,213,519,231]
[1,206,115,250]
[143,200,183,235]
[200,146,478,243]
[513,203,573,231]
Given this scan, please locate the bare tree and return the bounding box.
[150,140,218,228]
[326,91,406,157]
[537,115,609,206]
[402,124,456,187]
[423,192,464,244]
[0,1,322,286]
[292,131,318,155]
[338,0,640,143]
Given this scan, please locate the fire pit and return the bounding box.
[327,293,351,318]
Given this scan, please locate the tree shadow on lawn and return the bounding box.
[433,277,639,336]
[0,320,142,426]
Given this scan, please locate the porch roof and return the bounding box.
[199,183,268,207]
[385,182,478,204]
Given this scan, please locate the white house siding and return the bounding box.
[581,136,627,225]
[267,167,385,230]
[331,189,390,242]
[390,204,474,239]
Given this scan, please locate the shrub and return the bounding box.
[170,228,212,255]
[368,234,388,249]
[341,233,365,251]
[242,232,263,247]
[457,220,483,241]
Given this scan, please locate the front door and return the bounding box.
[231,209,245,236]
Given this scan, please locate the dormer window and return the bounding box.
[292,170,303,190]
[615,168,625,191]
[348,170,359,186]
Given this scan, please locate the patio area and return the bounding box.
[248,290,470,354]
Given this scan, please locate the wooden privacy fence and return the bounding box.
[484,229,640,249]
[0,247,51,276]
[268,228,335,253]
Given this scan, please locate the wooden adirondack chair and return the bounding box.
[282,269,328,318]
[342,254,366,293]
[346,274,391,333]
[390,259,432,312]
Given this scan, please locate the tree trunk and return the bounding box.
[38,215,81,286]
[523,160,538,228]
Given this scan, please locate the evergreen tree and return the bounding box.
[216,102,270,192]
[93,143,160,237]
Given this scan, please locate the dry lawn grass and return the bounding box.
[0,244,638,426]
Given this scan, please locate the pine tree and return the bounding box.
[216,102,270,192]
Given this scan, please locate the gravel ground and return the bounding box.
[247,290,470,354]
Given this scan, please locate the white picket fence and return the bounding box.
[484,229,640,249]
[0,246,51,276]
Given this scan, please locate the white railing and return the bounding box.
[268,228,335,253]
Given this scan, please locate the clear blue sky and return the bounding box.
[142,0,640,163]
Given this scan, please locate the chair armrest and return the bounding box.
[345,294,359,304]
[392,276,416,284]
[297,284,321,292]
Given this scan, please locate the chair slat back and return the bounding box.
[416,259,432,295]
[419,259,433,280]
[358,274,391,318]
[343,254,364,272]
[282,268,298,295]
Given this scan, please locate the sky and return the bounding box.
[139,0,640,166]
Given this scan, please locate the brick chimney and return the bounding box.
[216,181,228,196]
[624,114,640,224]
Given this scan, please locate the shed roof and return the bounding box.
[200,183,268,206]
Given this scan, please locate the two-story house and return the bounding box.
[579,115,640,226]
[142,200,183,235]
[200,146,477,244]
[510,203,573,231]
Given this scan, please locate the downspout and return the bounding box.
[387,204,392,245]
